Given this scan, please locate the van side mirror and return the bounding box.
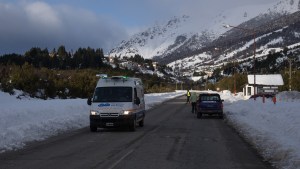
[87,97,92,105]
[135,97,140,105]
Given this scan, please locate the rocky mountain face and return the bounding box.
[110,0,300,66]
[167,10,300,79]
[109,15,214,63]
[152,30,213,64]
[209,10,300,62]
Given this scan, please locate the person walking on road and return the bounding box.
[186,90,191,103]
[190,92,197,113]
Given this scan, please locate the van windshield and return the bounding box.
[93,87,132,102]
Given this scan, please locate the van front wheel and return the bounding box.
[139,119,144,127]
[129,118,136,131]
[90,125,97,132]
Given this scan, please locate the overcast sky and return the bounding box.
[0,0,277,55]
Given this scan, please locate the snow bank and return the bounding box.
[1,89,299,169]
[277,91,300,101]
[145,91,185,110]
[0,90,185,152]
[222,91,300,169]
[0,98,89,152]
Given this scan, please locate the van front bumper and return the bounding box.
[90,115,135,128]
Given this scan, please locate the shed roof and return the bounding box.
[247,74,284,86]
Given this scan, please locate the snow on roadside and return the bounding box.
[222,91,300,169]
[0,98,89,152]
[1,89,300,169]
[0,90,185,153]
[145,91,185,110]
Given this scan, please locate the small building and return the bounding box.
[152,62,158,71]
[119,61,139,70]
[243,74,284,99]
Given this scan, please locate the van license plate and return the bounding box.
[106,122,114,126]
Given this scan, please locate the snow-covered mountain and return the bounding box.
[169,12,300,75]
[211,0,300,32]
[109,15,213,61]
[110,0,300,66]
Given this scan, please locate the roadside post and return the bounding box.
[272,96,277,104]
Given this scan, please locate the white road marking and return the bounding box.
[107,149,134,169]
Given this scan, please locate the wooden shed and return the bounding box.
[243,74,284,98]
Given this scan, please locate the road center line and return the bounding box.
[107,149,134,169]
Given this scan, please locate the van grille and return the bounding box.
[100,113,119,117]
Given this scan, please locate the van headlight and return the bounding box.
[90,110,100,115]
[123,110,134,115]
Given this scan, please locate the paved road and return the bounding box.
[0,96,273,169]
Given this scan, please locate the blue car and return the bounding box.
[196,93,224,119]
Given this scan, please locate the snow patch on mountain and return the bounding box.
[110,0,300,62]
[211,0,300,34]
[110,15,195,59]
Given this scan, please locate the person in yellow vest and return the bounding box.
[186,90,191,103]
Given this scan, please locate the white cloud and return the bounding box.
[0,0,285,55]
[0,1,128,55]
[24,1,62,30]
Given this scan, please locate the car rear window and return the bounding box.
[199,95,221,101]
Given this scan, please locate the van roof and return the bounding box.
[96,76,143,87]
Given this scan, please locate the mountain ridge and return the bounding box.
[109,0,300,65]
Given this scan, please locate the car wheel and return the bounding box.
[219,113,224,119]
[90,125,97,132]
[197,112,202,119]
[139,118,144,127]
[129,118,136,131]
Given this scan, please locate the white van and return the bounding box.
[87,75,145,132]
